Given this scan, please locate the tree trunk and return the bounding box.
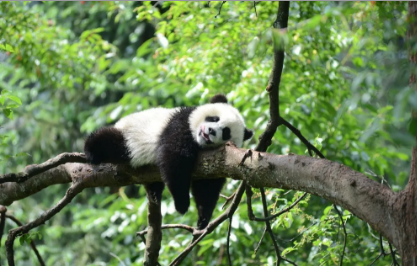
[398,2,417,265]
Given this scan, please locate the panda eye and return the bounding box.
[222,127,231,141]
[205,116,220,122]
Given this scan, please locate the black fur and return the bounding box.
[84,127,130,164]
[155,106,227,229]
[156,107,199,215]
[192,178,226,229]
[222,127,231,140]
[244,128,253,141]
[210,94,228,104]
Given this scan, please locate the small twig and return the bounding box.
[221,192,236,210]
[379,234,387,255]
[254,227,267,255]
[259,187,281,266]
[333,205,347,266]
[226,217,233,266]
[247,190,307,222]
[388,241,399,266]
[5,183,84,266]
[110,252,127,266]
[137,224,195,237]
[369,235,387,266]
[281,118,325,158]
[169,230,210,266]
[369,253,384,266]
[253,2,258,17]
[215,1,226,18]
[5,214,45,266]
[0,152,86,184]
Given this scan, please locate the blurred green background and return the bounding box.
[0,1,413,265]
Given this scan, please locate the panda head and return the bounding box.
[189,94,253,148]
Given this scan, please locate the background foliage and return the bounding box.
[0,1,413,265]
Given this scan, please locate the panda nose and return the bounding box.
[208,127,216,136]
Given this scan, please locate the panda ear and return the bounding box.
[244,128,253,141]
[210,94,228,104]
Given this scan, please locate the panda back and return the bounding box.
[115,107,178,167]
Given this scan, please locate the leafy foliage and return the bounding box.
[0,1,412,265]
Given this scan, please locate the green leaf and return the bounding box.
[6,95,22,105]
[3,108,13,119]
[0,43,14,53]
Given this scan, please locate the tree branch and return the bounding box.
[0,144,399,251]
[143,188,162,266]
[5,214,45,266]
[247,190,307,222]
[259,187,282,266]
[0,152,86,184]
[5,182,84,266]
[0,205,6,247]
[226,217,232,266]
[137,224,196,237]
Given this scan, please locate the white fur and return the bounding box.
[189,103,246,148]
[115,107,178,167]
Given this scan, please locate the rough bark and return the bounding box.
[402,2,417,265]
[143,189,162,266]
[0,145,404,254]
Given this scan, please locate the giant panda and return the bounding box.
[84,94,253,229]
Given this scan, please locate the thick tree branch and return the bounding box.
[0,145,400,252]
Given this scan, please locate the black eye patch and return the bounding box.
[205,116,220,122]
[222,127,231,141]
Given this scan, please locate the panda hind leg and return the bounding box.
[84,127,130,165]
[191,178,226,229]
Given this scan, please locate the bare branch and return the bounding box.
[247,191,307,222]
[5,214,45,266]
[137,224,196,237]
[389,241,399,266]
[214,1,226,18]
[333,205,347,266]
[226,217,232,266]
[0,152,86,184]
[281,118,325,158]
[259,187,282,265]
[254,227,267,255]
[221,192,236,210]
[5,182,84,266]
